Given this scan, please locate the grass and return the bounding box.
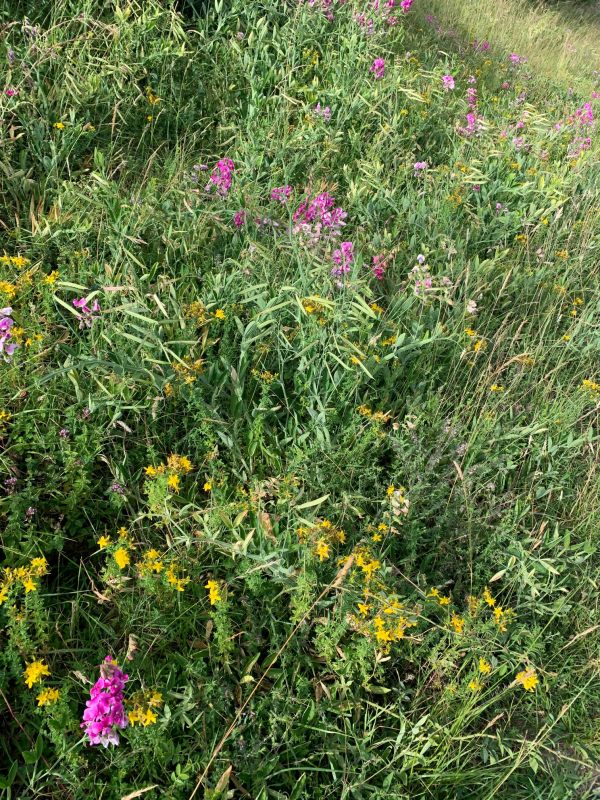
[0,0,599,798]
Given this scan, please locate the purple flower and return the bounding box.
[72,297,101,329]
[442,75,455,91]
[331,241,354,276]
[509,53,527,65]
[371,254,387,280]
[7,49,16,65]
[59,428,70,439]
[81,656,129,747]
[400,0,414,11]
[25,507,37,519]
[3,477,17,493]
[370,58,385,79]
[110,481,126,495]
[314,102,332,121]
[293,192,347,245]
[5,88,18,98]
[417,253,426,264]
[233,210,247,228]
[205,158,235,197]
[270,185,292,203]
[0,307,17,361]
[413,161,428,176]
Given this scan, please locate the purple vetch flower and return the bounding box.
[270,185,292,203]
[110,481,126,495]
[442,75,455,91]
[81,656,129,747]
[331,241,354,276]
[72,297,101,329]
[371,253,388,280]
[400,0,414,11]
[314,102,332,121]
[205,158,235,197]
[0,307,18,361]
[59,428,70,439]
[413,161,428,176]
[25,506,37,519]
[417,253,426,264]
[370,58,385,79]
[233,210,247,228]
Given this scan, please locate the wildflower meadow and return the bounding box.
[1,0,599,797]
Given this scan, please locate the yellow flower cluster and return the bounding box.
[128,689,163,727]
[297,519,346,562]
[37,687,60,706]
[144,454,194,481]
[0,557,49,605]
[251,368,279,383]
[205,579,222,605]
[357,405,390,423]
[581,379,600,396]
[171,357,204,385]
[516,668,539,692]
[351,594,418,650]
[185,300,208,326]
[0,253,30,268]
[23,660,50,689]
[166,563,190,592]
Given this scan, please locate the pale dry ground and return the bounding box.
[422,0,600,91]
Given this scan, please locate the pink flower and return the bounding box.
[370,58,385,79]
[314,102,332,120]
[0,307,17,361]
[400,0,414,11]
[5,88,18,98]
[371,254,388,280]
[331,241,354,276]
[81,656,129,747]
[509,53,527,65]
[442,75,455,91]
[233,210,247,228]
[270,185,292,203]
[205,158,235,197]
[72,297,101,329]
[413,161,428,176]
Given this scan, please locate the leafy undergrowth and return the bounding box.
[0,1,599,798]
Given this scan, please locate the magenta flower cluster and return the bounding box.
[331,241,354,276]
[370,58,385,79]
[81,656,129,747]
[270,185,293,203]
[0,307,17,361]
[371,253,388,280]
[73,297,100,329]
[293,192,347,245]
[205,158,235,197]
[314,102,332,121]
[442,74,455,91]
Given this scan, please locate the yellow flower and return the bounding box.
[167,474,180,492]
[145,465,158,477]
[386,485,395,496]
[468,679,482,692]
[146,114,153,122]
[97,535,111,549]
[24,661,51,689]
[357,603,370,617]
[114,548,130,569]
[205,579,222,605]
[464,328,477,337]
[214,308,226,320]
[53,122,65,130]
[479,658,491,675]
[0,585,8,605]
[482,586,495,607]
[203,481,212,492]
[515,668,538,692]
[315,539,330,561]
[451,614,465,634]
[148,690,163,708]
[37,688,60,707]
[490,384,504,392]
[43,271,59,285]
[438,596,451,606]
[22,577,37,593]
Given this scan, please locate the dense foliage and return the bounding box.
[0,1,599,797]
